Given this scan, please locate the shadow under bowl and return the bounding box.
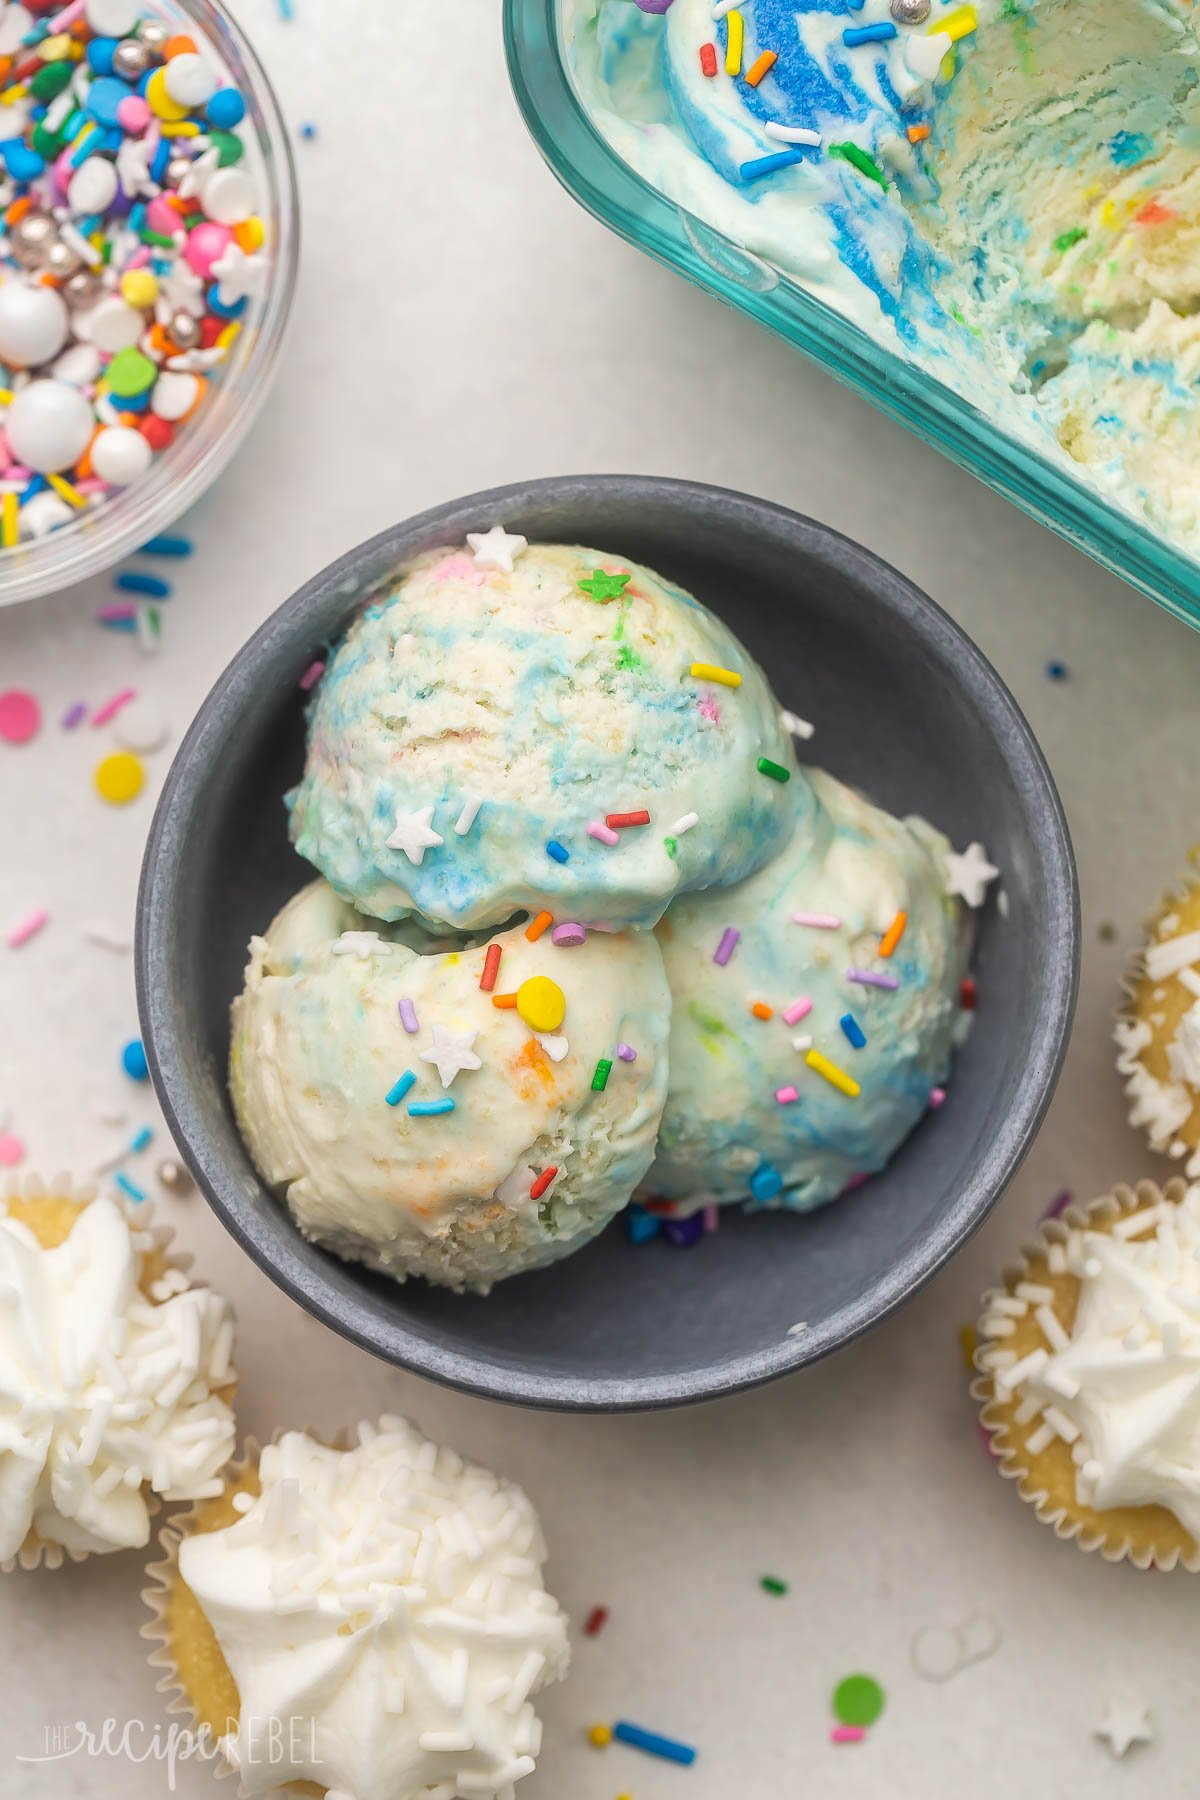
[136,474,1079,1411]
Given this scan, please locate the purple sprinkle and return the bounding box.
[551,922,586,947]
[61,701,87,730]
[846,967,901,990]
[398,998,419,1034]
[713,926,740,967]
[663,1213,705,1247]
[928,1086,947,1110]
[1040,1188,1073,1222]
[299,659,326,692]
[702,1203,720,1233]
[616,1043,637,1063]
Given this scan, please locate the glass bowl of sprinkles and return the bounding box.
[0,0,298,607]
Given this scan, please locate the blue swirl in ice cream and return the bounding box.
[648,767,971,1210]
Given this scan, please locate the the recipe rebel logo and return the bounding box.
[17,1715,323,1791]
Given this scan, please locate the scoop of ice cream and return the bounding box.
[648,769,970,1210]
[288,539,802,932]
[230,880,670,1291]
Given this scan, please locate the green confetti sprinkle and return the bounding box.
[756,757,791,783]
[833,1674,885,1729]
[615,643,641,672]
[591,1058,613,1092]
[663,835,677,860]
[578,569,632,603]
[1055,227,1088,253]
[760,1576,788,1596]
[828,141,888,190]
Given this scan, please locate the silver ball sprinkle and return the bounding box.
[112,37,151,80]
[63,270,103,310]
[168,309,201,349]
[891,0,932,20]
[137,19,169,54]
[11,211,55,268]
[157,1157,194,1195]
[44,238,84,280]
[163,155,193,190]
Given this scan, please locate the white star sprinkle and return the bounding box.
[159,259,206,317]
[419,1023,482,1089]
[332,932,391,959]
[177,146,220,203]
[466,525,528,574]
[385,804,443,865]
[116,133,157,198]
[1093,1698,1153,1759]
[210,242,271,308]
[944,842,1000,908]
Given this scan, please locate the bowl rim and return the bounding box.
[136,473,1080,1412]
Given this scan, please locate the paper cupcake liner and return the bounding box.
[1,1176,233,1576]
[1115,871,1200,1179]
[971,1176,1200,1573]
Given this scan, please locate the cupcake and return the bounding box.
[1116,876,1200,1176]
[143,1416,570,1799]
[973,1177,1200,1571]
[230,879,670,1291]
[0,1178,236,1572]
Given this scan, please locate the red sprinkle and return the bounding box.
[605,810,651,829]
[960,977,977,1011]
[642,1200,679,1216]
[480,942,502,993]
[584,1606,609,1637]
[529,1166,558,1202]
[699,40,718,75]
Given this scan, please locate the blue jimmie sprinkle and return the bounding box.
[626,1206,660,1244]
[613,1722,697,1767]
[408,1098,456,1117]
[140,534,194,558]
[843,21,897,42]
[115,572,172,598]
[546,840,570,864]
[750,1164,784,1203]
[129,1126,153,1154]
[385,1071,416,1107]
[840,1012,867,1048]
[115,1172,147,1204]
[740,149,812,181]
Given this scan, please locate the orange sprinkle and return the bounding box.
[879,911,908,958]
[745,48,778,86]
[907,124,931,143]
[492,993,519,1009]
[4,195,30,226]
[525,910,553,942]
[1136,199,1176,226]
[163,33,198,56]
[751,1002,773,1021]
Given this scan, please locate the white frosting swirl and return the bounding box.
[998,1188,1200,1538]
[0,1197,236,1564]
[178,1420,569,1800]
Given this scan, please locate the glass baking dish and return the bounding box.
[504,0,1200,632]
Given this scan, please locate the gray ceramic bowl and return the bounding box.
[137,475,1078,1411]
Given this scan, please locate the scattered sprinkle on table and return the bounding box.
[960,977,977,1010]
[0,1130,26,1168]
[122,1037,149,1082]
[95,750,144,805]
[115,572,171,598]
[613,1722,697,1767]
[831,1725,866,1745]
[92,687,138,728]
[713,926,740,966]
[760,1575,788,1596]
[0,689,41,744]
[584,1605,609,1636]
[61,702,88,730]
[141,535,194,558]
[114,1171,147,1204]
[588,1724,613,1748]
[928,1086,946,1109]
[1046,660,1068,680]
[7,907,48,949]
[833,1674,885,1729]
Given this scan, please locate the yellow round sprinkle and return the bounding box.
[146,66,189,121]
[516,975,566,1034]
[588,1724,612,1749]
[120,269,159,310]
[236,215,266,252]
[95,751,144,806]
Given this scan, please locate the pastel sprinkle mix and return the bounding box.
[529,1166,558,1201]
[298,660,325,692]
[114,1171,147,1204]
[584,1606,609,1636]
[806,1049,860,1096]
[616,1043,637,1062]
[385,1071,416,1107]
[782,997,813,1026]
[91,687,137,728]
[588,820,619,846]
[756,757,790,782]
[454,794,482,836]
[840,1013,867,1048]
[879,911,907,957]
[847,968,900,991]
[672,811,700,834]
[7,907,48,948]
[776,1085,799,1105]
[612,1722,697,1767]
[689,662,741,687]
[480,943,503,992]
[398,998,420,1034]
[526,911,553,942]
[408,1098,455,1118]
[713,926,740,966]
[592,1058,613,1092]
[751,1002,773,1021]
[793,911,841,929]
[761,1575,789,1595]
[606,810,650,829]
[552,922,587,947]
[546,839,570,864]
[745,48,778,83]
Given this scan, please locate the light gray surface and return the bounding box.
[1,1,1199,1793]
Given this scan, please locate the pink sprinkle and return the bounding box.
[47,0,86,26]
[0,1131,25,1168]
[793,911,842,929]
[782,996,813,1026]
[776,1085,799,1105]
[616,1043,637,1062]
[702,1203,720,1232]
[587,820,620,846]
[124,245,152,272]
[713,926,740,967]
[117,94,150,134]
[91,687,137,728]
[847,967,900,990]
[928,1086,947,1110]
[699,695,722,724]
[7,908,48,949]
[299,660,325,692]
[61,701,87,729]
[7,466,31,480]
[840,1172,871,1194]
[98,604,137,624]
[551,922,586,947]
[831,1727,865,1745]
[431,553,486,586]
[75,478,106,495]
